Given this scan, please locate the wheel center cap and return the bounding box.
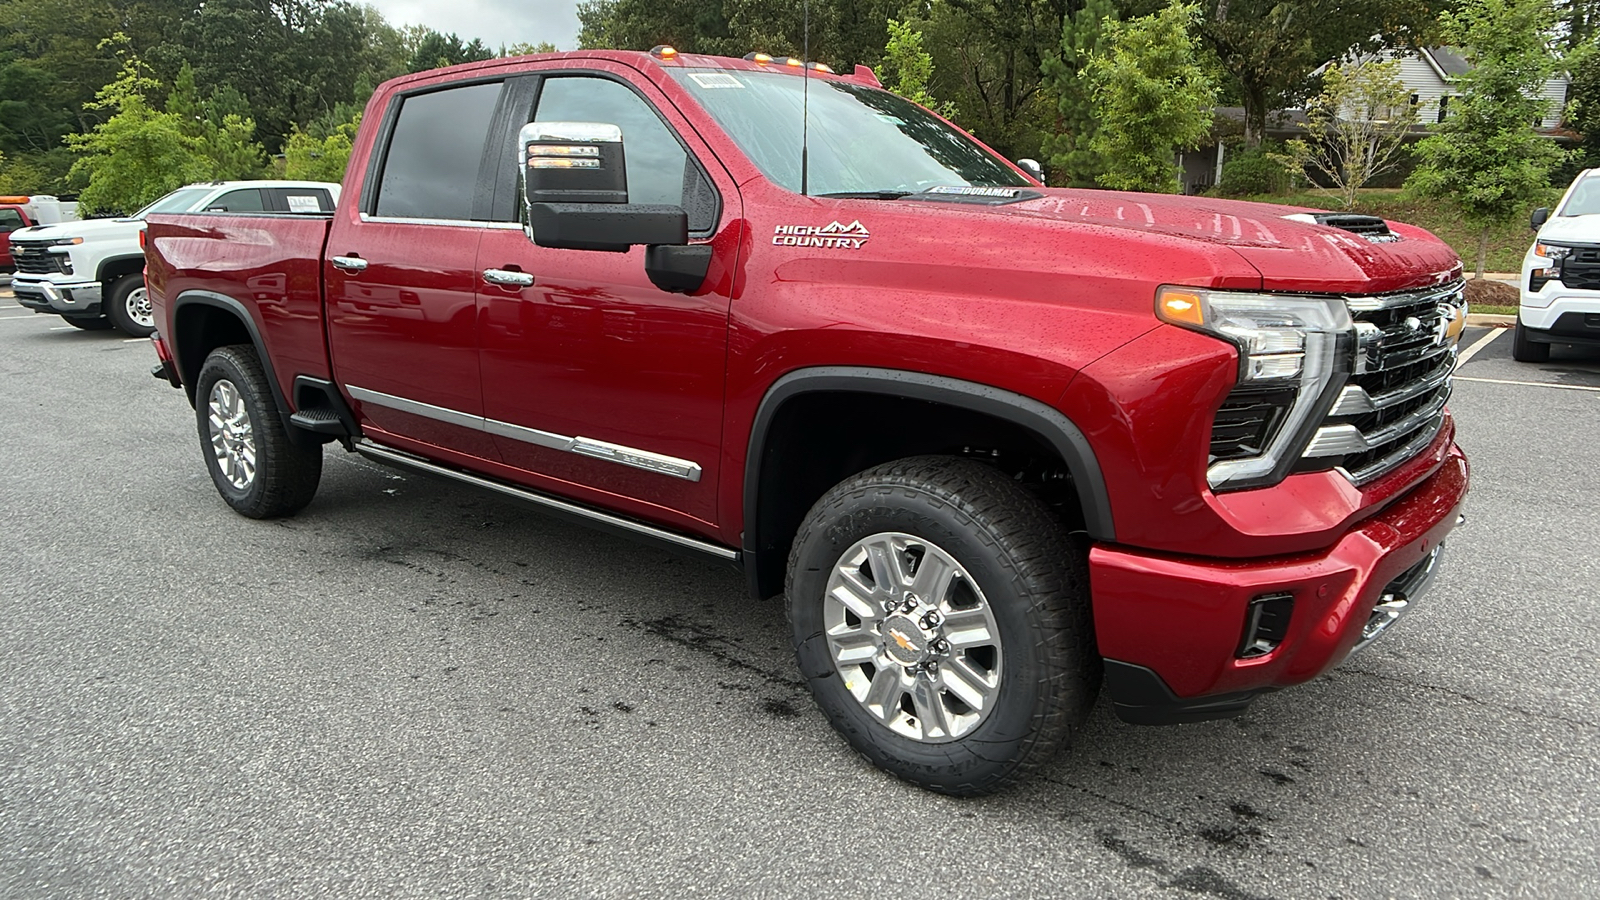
[881,615,929,666]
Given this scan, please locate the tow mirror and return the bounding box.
[1530,207,1549,231]
[519,121,690,254]
[1016,158,1045,184]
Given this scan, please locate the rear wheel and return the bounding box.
[60,315,114,330]
[1511,320,1550,362]
[787,456,1098,796]
[194,344,322,518]
[106,273,155,337]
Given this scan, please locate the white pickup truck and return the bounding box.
[1519,167,1600,361]
[9,180,339,335]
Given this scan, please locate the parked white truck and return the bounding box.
[1519,168,1600,361]
[8,181,338,335]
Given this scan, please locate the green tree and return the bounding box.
[1198,0,1444,148]
[67,40,265,214]
[407,30,495,73]
[1040,0,1115,186]
[1406,0,1568,277]
[883,18,955,115]
[284,111,360,183]
[1274,57,1419,209]
[502,41,560,56]
[1086,3,1216,192]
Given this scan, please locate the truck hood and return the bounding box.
[10,216,139,243]
[919,188,1463,294]
[1534,212,1600,245]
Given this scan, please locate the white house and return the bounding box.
[1179,47,1572,194]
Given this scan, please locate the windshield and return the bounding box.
[668,69,1028,196]
[132,187,214,219]
[1560,176,1600,216]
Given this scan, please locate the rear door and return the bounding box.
[325,78,510,462]
[474,65,742,528]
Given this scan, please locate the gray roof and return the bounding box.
[1422,46,1471,78]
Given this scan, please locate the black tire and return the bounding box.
[787,456,1099,796]
[194,344,322,518]
[105,273,155,337]
[1511,320,1550,362]
[60,315,114,330]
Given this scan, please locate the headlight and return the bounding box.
[1157,286,1352,491]
[44,237,84,247]
[1533,242,1571,260]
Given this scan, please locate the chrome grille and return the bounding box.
[8,242,70,276]
[1301,283,1461,485]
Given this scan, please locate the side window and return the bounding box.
[206,189,265,212]
[274,189,334,213]
[0,208,23,233]
[534,77,718,232]
[375,81,503,220]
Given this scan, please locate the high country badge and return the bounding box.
[773,220,870,249]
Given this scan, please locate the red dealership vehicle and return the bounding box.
[143,49,1470,795]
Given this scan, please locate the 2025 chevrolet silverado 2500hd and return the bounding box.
[143,49,1470,796]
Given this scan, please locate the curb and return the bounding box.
[1466,313,1516,327]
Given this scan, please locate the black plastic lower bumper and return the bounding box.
[1103,660,1266,725]
[1524,312,1600,347]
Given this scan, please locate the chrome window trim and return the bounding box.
[346,384,703,482]
[358,213,524,230]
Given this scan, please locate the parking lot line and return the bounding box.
[0,315,42,322]
[1455,375,1600,392]
[1455,327,1506,367]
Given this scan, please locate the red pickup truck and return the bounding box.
[144,49,1470,795]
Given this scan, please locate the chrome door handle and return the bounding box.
[331,255,368,272]
[483,268,534,287]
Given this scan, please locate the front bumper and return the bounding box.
[1091,440,1469,724]
[11,276,103,315]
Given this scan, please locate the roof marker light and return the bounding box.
[785,57,803,67]
[650,45,677,59]
[809,62,833,73]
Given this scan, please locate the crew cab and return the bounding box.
[10,180,337,335]
[1,195,79,274]
[1520,168,1600,361]
[143,49,1470,795]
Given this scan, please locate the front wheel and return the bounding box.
[1511,320,1550,362]
[106,273,155,337]
[787,456,1099,796]
[194,344,322,518]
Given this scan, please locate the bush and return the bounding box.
[1217,143,1290,196]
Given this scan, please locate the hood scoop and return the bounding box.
[1283,212,1400,243]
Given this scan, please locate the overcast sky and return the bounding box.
[365,0,582,53]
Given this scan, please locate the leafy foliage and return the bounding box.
[1040,0,1115,186]
[1405,0,1568,276]
[284,111,360,183]
[884,19,955,116]
[1086,4,1217,193]
[66,40,265,215]
[1217,141,1291,195]
[1274,58,1419,208]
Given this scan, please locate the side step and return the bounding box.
[288,405,346,434]
[290,376,361,439]
[352,439,741,565]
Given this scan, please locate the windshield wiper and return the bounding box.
[814,190,915,200]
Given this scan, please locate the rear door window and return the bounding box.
[206,189,266,212]
[271,188,335,213]
[374,81,504,220]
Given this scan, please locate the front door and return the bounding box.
[475,69,742,528]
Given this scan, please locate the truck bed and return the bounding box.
[144,213,336,403]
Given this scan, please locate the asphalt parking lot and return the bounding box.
[2,291,1597,899]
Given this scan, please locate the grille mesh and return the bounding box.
[8,243,70,276]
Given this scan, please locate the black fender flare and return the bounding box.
[170,290,292,429]
[96,253,147,284]
[742,367,1116,596]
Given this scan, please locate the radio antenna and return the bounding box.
[800,0,810,196]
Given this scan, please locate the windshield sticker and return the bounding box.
[286,195,321,213]
[773,221,870,249]
[689,73,746,89]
